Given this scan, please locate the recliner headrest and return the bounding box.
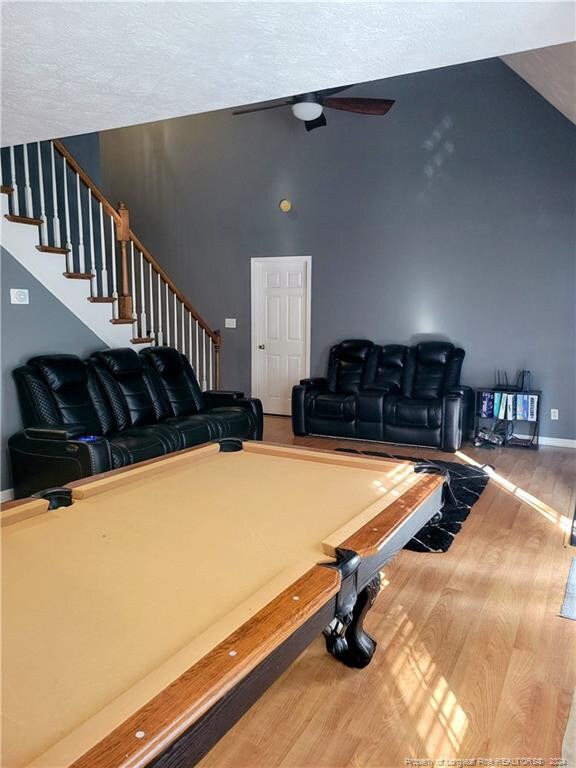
[140,347,183,376]
[95,348,143,376]
[378,345,407,367]
[335,340,374,363]
[416,342,454,365]
[29,355,87,390]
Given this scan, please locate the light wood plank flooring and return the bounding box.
[200,417,576,767]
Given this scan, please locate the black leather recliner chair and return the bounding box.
[293,340,374,439]
[293,340,473,451]
[9,347,263,498]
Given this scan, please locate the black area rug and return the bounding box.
[335,447,491,553]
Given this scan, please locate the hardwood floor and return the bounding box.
[200,417,576,767]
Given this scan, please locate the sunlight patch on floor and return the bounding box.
[381,610,469,758]
[455,450,570,532]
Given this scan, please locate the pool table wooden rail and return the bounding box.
[67,566,340,768]
[339,474,443,558]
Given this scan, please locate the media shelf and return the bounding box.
[474,388,542,450]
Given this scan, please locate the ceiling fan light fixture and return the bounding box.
[291,101,323,121]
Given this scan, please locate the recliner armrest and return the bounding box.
[203,394,264,441]
[299,377,329,389]
[361,386,393,395]
[204,390,245,401]
[203,391,246,411]
[24,424,90,441]
[9,430,112,498]
[443,386,470,397]
[443,385,475,438]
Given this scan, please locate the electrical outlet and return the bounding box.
[550,409,559,421]
[10,288,29,305]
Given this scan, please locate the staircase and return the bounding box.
[0,140,221,389]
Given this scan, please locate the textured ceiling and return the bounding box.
[2,2,576,146]
[502,42,576,125]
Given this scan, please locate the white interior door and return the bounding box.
[251,256,311,415]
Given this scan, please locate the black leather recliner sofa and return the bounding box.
[292,340,473,452]
[9,346,263,498]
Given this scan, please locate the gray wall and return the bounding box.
[100,58,576,439]
[60,132,103,188]
[1,247,105,489]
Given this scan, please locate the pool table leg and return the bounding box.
[324,574,381,669]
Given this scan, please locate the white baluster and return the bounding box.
[139,250,147,338]
[149,263,155,342]
[156,273,163,345]
[49,143,60,246]
[75,173,85,273]
[110,217,117,317]
[209,338,213,390]
[23,144,33,217]
[87,189,96,296]
[173,293,178,350]
[188,312,192,362]
[36,142,48,244]
[99,202,108,296]
[9,146,19,216]
[165,282,170,346]
[202,329,207,390]
[195,320,199,374]
[62,157,73,271]
[130,242,138,339]
[181,302,185,356]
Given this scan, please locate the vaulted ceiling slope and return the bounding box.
[2,1,575,146]
[502,42,576,125]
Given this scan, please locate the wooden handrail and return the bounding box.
[52,139,120,223]
[128,228,220,345]
[49,138,221,386]
[52,138,220,345]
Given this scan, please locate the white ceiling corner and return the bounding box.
[2,1,576,146]
[502,42,576,125]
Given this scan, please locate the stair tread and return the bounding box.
[1,185,13,195]
[63,272,92,280]
[5,214,42,226]
[110,318,134,325]
[132,337,154,344]
[88,296,115,303]
[36,245,70,255]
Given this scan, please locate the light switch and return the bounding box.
[10,289,29,305]
[225,318,237,329]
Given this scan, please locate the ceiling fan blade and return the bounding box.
[305,113,327,131]
[232,101,291,115]
[314,84,352,98]
[322,97,395,116]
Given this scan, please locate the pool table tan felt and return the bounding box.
[1,440,443,768]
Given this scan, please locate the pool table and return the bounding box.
[2,439,444,768]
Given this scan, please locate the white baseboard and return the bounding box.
[1,488,15,502]
[537,436,576,448]
[513,433,576,449]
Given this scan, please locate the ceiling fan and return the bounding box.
[232,88,395,131]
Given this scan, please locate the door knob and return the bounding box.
[258,344,266,350]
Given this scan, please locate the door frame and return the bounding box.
[250,255,312,407]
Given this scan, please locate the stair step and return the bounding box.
[5,214,42,226]
[63,272,92,280]
[1,185,13,195]
[131,337,154,344]
[110,318,134,325]
[36,245,70,255]
[88,296,115,304]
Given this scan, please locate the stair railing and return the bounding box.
[0,139,221,389]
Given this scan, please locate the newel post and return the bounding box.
[214,330,222,389]
[116,201,133,320]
